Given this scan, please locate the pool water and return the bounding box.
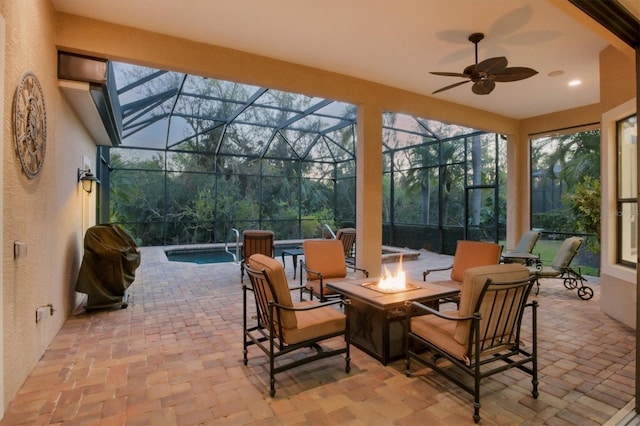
[166,245,302,264]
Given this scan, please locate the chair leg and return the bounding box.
[345,307,351,373]
[531,300,539,398]
[242,285,248,365]
[473,363,481,423]
[269,336,276,397]
[345,345,351,374]
[404,355,411,377]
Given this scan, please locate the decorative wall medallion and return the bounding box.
[13,71,47,179]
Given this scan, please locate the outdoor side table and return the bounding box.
[281,247,304,279]
[502,252,541,268]
[327,278,459,365]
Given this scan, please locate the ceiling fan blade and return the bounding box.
[493,67,539,82]
[472,80,496,95]
[430,71,470,78]
[475,56,508,75]
[432,80,470,94]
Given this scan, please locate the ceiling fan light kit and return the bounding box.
[430,32,538,95]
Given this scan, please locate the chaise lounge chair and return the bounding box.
[528,236,592,300]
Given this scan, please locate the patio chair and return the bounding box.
[300,239,369,301]
[335,227,357,265]
[422,240,502,306]
[405,263,538,424]
[240,230,275,283]
[501,230,541,266]
[529,236,592,300]
[242,254,351,397]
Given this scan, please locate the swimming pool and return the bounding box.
[165,244,303,264]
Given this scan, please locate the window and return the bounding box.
[617,115,637,265]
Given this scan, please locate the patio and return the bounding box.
[0,246,634,425]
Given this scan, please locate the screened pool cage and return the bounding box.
[95,61,506,254]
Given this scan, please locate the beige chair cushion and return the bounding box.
[303,239,347,280]
[247,254,296,329]
[551,236,582,269]
[454,263,530,344]
[411,263,529,364]
[513,231,540,253]
[282,301,346,344]
[533,236,583,277]
[410,310,466,360]
[450,240,502,282]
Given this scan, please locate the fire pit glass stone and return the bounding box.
[361,281,421,294]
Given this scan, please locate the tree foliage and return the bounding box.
[531,129,600,240]
[563,175,601,252]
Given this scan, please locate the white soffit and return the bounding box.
[59,80,112,146]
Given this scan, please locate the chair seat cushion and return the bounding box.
[282,301,346,344]
[532,266,564,278]
[410,310,468,362]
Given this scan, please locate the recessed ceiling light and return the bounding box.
[548,70,564,77]
[568,79,582,87]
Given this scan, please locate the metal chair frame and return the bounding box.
[405,272,538,424]
[242,260,351,397]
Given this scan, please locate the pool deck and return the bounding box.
[1,246,635,426]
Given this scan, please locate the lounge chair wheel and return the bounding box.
[578,286,594,300]
[564,278,578,289]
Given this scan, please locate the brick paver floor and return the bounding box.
[0,246,634,425]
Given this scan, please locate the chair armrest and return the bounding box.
[350,265,369,277]
[422,265,452,280]
[406,300,472,322]
[300,261,324,281]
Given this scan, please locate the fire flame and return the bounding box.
[378,256,406,291]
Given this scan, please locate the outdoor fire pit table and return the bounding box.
[327,278,459,365]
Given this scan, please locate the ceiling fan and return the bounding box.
[430,33,538,95]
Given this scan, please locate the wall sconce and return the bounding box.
[77,168,99,194]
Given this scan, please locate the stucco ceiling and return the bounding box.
[52,0,624,120]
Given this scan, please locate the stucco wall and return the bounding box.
[599,46,636,329]
[600,46,637,112]
[601,96,636,328]
[1,0,97,407]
